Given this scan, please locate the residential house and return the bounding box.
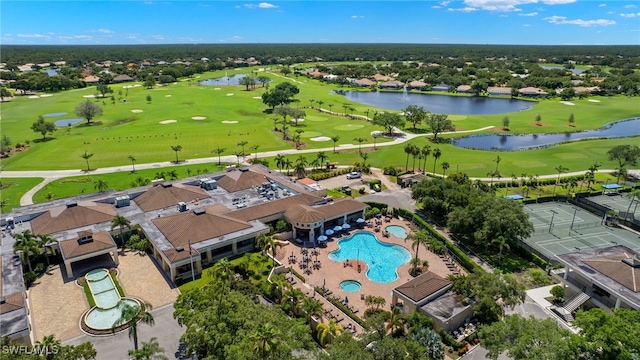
[432,83,451,92]
[519,87,548,97]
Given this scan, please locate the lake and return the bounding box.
[451,117,640,151]
[199,74,247,86]
[342,91,534,115]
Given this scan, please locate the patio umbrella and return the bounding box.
[344,296,349,304]
[356,218,365,223]
[342,223,351,230]
[325,229,334,236]
[334,225,343,232]
[317,235,328,242]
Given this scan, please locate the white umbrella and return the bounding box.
[342,223,351,230]
[334,225,343,232]
[317,235,328,242]
[356,218,365,223]
[325,229,334,236]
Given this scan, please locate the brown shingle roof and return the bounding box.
[355,78,375,86]
[285,205,325,224]
[152,207,252,249]
[163,247,196,262]
[134,184,208,212]
[228,193,322,222]
[58,231,117,260]
[0,293,24,315]
[395,271,451,303]
[30,202,116,235]
[584,252,640,292]
[315,198,367,219]
[216,169,269,193]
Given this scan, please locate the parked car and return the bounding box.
[341,185,352,195]
[346,171,362,179]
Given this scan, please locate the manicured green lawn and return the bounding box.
[0,177,43,213]
[178,251,271,291]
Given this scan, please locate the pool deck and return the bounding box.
[276,217,459,332]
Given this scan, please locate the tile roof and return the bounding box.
[227,193,322,222]
[134,183,208,212]
[216,168,270,193]
[314,198,367,219]
[152,207,252,249]
[395,271,451,303]
[30,202,116,235]
[285,205,325,224]
[584,252,640,292]
[0,293,24,315]
[58,231,117,260]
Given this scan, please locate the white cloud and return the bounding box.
[599,3,606,7]
[94,29,114,34]
[541,0,576,4]
[519,11,538,16]
[245,2,277,9]
[440,1,451,5]
[544,15,616,26]
[523,23,532,26]
[448,7,478,12]
[462,0,535,12]
[350,15,364,18]
[499,14,509,17]
[620,12,640,17]
[606,11,615,14]
[432,5,441,8]
[624,4,637,8]
[17,33,47,38]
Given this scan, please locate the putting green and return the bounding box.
[300,131,322,138]
[553,152,588,159]
[306,115,328,122]
[449,115,468,121]
[334,124,364,131]
[517,160,548,168]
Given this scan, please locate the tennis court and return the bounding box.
[584,194,639,219]
[521,202,640,261]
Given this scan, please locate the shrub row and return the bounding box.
[495,175,586,188]
[393,207,485,274]
[316,287,368,329]
[307,167,356,181]
[290,268,306,283]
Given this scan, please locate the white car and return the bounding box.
[346,172,362,179]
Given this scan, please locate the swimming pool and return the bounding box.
[339,280,362,293]
[329,231,410,283]
[386,225,408,239]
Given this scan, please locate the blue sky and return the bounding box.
[1,1,639,45]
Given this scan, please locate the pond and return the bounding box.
[54,118,83,126]
[342,90,533,115]
[199,74,247,86]
[540,65,584,75]
[452,117,640,151]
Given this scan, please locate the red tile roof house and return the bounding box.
[112,74,134,83]
[519,87,548,97]
[408,80,427,90]
[353,78,375,87]
[456,85,474,94]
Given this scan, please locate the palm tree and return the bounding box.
[128,337,169,360]
[317,319,343,347]
[421,145,431,173]
[268,273,290,303]
[250,144,260,160]
[317,100,324,110]
[301,297,324,323]
[342,103,349,115]
[403,143,415,171]
[80,150,93,172]
[111,215,131,250]
[295,155,308,178]
[441,161,450,176]
[386,307,406,336]
[128,155,137,173]
[364,295,376,311]
[353,137,367,153]
[256,233,282,267]
[491,236,510,265]
[112,301,155,351]
[275,154,286,173]
[309,99,316,108]
[330,135,340,153]
[212,147,226,165]
[14,230,40,273]
[37,234,55,265]
[283,286,305,316]
[487,169,497,187]
[237,140,248,158]
[36,334,61,360]
[432,148,442,174]
[327,103,334,113]
[94,178,109,192]
[410,145,420,173]
[170,145,182,163]
[250,323,279,359]
[284,158,293,176]
[360,152,369,169]
[553,165,569,196]
[316,151,328,169]
[405,230,429,276]
[233,151,244,166]
[372,133,379,150]
[494,155,502,173]
[210,259,233,316]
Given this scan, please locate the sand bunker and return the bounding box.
[134,84,141,87]
[131,109,144,113]
[370,131,383,136]
[222,120,238,124]
[560,101,575,106]
[83,94,95,98]
[292,118,304,122]
[123,85,133,89]
[226,93,234,96]
[310,136,331,142]
[192,116,206,120]
[214,88,221,90]
[159,120,177,124]
[165,95,172,97]
[253,96,262,99]
[40,94,53,97]
[28,95,40,99]
[588,99,601,103]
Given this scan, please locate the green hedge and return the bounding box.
[290,268,306,283]
[110,272,126,297]
[393,207,485,274]
[316,287,368,329]
[81,281,97,307]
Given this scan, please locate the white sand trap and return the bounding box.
[83,94,95,98]
[253,96,262,99]
[292,118,304,122]
[214,88,221,90]
[588,99,601,103]
[159,120,177,124]
[310,136,331,142]
[222,120,238,124]
[123,85,133,89]
[131,109,144,113]
[192,116,206,120]
[226,93,234,96]
[165,95,172,97]
[560,101,575,106]
[134,84,141,87]
[370,131,383,136]
[40,94,53,97]
[28,95,40,99]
